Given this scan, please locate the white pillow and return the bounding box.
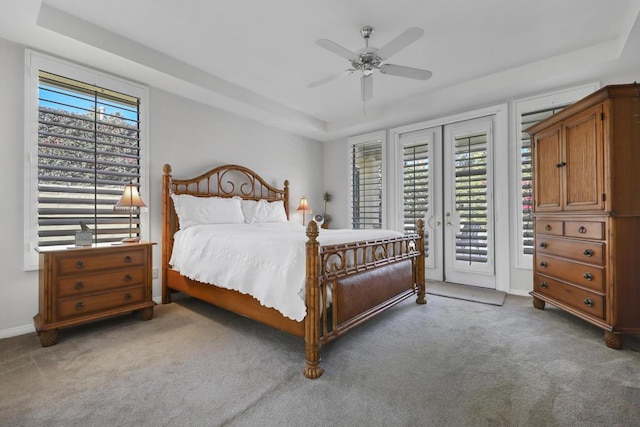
[171,194,244,228]
[241,199,287,223]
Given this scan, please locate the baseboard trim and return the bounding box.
[508,289,532,297]
[0,324,35,339]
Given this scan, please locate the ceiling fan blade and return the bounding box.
[379,64,432,80]
[361,75,373,102]
[316,39,359,62]
[307,70,350,88]
[376,27,424,60]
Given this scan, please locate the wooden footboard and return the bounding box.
[162,164,426,379]
[303,220,426,378]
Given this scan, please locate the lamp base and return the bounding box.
[121,237,140,243]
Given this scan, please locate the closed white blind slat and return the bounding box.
[38,72,142,246]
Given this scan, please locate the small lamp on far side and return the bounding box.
[114,182,146,243]
[296,196,312,226]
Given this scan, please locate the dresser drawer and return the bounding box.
[535,235,604,265]
[535,220,563,236]
[57,267,145,297]
[57,286,145,320]
[534,274,604,320]
[58,249,145,275]
[536,254,605,292]
[564,220,604,240]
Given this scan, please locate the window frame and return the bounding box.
[512,83,599,269]
[347,130,387,230]
[24,50,149,270]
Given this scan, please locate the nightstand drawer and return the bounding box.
[536,254,605,293]
[58,249,145,275]
[57,267,145,297]
[57,286,145,320]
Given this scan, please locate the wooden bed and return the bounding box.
[162,163,426,378]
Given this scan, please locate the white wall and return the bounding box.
[0,36,323,337]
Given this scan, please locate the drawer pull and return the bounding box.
[539,242,548,248]
[76,260,85,269]
[545,225,552,231]
[583,249,594,257]
[124,256,132,263]
[124,274,132,282]
[584,298,594,307]
[578,226,587,234]
[124,293,133,301]
[539,261,548,268]
[74,281,85,290]
[540,281,548,289]
[75,302,85,311]
[583,272,593,281]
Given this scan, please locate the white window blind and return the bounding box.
[350,139,383,229]
[402,138,430,257]
[520,106,564,255]
[454,132,489,264]
[37,71,142,247]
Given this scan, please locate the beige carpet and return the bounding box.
[426,280,507,306]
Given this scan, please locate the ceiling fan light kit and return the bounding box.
[309,25,432,104]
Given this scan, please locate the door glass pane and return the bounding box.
[351,141,382,229]
[403,142,429,257]
[454,132,488,265]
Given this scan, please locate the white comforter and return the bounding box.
[169,222,403,321]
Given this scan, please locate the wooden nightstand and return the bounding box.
[34,242,156,347]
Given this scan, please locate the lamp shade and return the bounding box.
[296,196,311,213]
[114,183,146,243]
[115,183,146,209]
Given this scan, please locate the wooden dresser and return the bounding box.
[527,83,640,349]
[34,242,156,347]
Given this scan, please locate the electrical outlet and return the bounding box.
[152,268,158,279]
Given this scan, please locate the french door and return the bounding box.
[399,116,496,288]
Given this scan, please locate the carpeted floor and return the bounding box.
[1,292,639,426]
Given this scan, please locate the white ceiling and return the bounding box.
[2,0,640,141]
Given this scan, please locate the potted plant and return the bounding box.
[322,192,332,229]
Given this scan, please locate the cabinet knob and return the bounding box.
[76,260,85,269]
[583,249,593,257]
[540,281,548,289]
[124,256,132,263]
[75,302,85,311]
[555,161,567,168]
[545,224,552,231]
[539,261,548,268]
[124,274,132,282]
[74,281,85,290]
[578,226,587,234]
[539,242,548,248]
[583,272,593,281]
[584,298,594,307]
[124,293,132,301]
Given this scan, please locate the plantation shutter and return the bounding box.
[520,106,565,255]
[454,132,489,264]
[38,71,142,246]
[351,140,383,229]
[400,131,430,257]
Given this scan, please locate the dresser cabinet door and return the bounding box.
[534,125,563,212]
[563,105,604,211]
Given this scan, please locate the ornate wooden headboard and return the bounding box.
[161,163,290,275]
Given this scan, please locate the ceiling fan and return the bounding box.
[308,26,432,102]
